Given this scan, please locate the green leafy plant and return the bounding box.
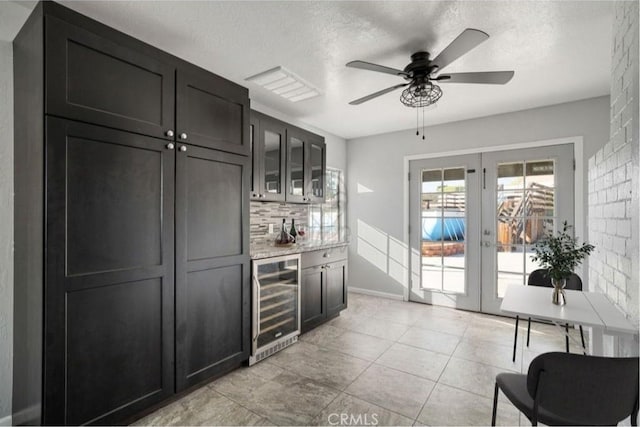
[530,221,595,281]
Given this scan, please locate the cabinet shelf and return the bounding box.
[260,307,296,324]
[261,296,295,313]
[257,269,297,280]
[260,279,297,291]
[260,316,295,334]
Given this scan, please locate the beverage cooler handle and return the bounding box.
[252,274,261,341]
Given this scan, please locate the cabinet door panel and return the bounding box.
[185,265,244,376]
[177,69,249,155]
[186,156,243,260]
[176,145,250,390]
[46,16,175,139]
[249,115,261,199]
[66,279,163,425]
[44,118,175,425]
[308,137,326,203]
[326,261,348,316]
[286,128,307,203]
[65,135,162,275]
[301,266,326,332]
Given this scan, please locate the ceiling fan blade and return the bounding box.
[349,83,408,105]
[346,60,409,77]
[435,71,515,84]
[431,28,489,71]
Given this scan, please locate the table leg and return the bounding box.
[590,326,604,356]
[512,316,519,363]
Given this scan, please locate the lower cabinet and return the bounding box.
[301,248,348,333]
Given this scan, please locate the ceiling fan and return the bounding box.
[346,28,514,107]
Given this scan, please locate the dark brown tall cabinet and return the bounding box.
[13,3,250,425]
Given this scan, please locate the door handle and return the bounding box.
[252,274,260,341]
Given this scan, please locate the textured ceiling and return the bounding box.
[4,1,613,139]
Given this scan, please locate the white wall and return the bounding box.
[346,96,610,297]
[250,100,347,172]
[0,41,14,424]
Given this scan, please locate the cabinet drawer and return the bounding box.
[301,246,347,268]
[45,16,175,140]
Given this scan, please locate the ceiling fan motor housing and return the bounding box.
[403,51,439,80]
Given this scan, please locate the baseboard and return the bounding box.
[0,414,12,426]
[348,286,404,301]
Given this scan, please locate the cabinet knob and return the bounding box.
[252,193,258,198]
[259,194,266,198]
[323,252,330,258]
[166,143,175,150]
[165,130,174,137]
[179,133,188,140]
[179,145,187,152]
[325,264,332,269]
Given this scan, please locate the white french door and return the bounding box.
[409,144,575,314]
[409,154,482,311]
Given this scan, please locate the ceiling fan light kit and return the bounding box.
[346,28,515,139]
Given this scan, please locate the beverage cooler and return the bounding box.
[250,254,301,365]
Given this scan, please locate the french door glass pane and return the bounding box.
[495,160,556,297]
[421,167,466,294]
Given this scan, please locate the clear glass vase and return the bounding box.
[551,277,567,305]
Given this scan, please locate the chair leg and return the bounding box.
[579,325,586,354]
[526,317,531,347]
[512,316,519,362]
[491,382,499,426]
[565,323,570,353]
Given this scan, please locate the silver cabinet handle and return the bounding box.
[179,145,187,152]
[325,264,332,269]
[179,133,188,140]
[166,130,174,137]
[252,275,260,341]
[166,143,175,150]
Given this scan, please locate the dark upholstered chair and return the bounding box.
[492,352,639,426]
[511,269,586,362]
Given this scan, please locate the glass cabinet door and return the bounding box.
[249,118,260,199]
[308,138,326,203]
[287,131,306,202]
[260,121,286,201]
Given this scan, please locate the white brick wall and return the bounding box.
[588,0,639,355]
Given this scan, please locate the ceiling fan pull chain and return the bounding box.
[416,107,419,136]
[422,105,426,140]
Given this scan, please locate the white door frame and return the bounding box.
[402,136,584,302]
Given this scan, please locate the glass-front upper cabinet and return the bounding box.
[286,128,326,204]
[250,112,286,201]
[307,135,326,204]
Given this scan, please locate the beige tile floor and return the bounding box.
[134,292,588,426]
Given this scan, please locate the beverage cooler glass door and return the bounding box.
[252,254,301,357]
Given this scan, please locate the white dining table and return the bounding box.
[500,285,638,356]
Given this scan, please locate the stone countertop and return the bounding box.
[250,240,349,260]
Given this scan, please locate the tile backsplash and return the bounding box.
[250,201,309,245]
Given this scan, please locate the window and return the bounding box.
[309,168,345,242]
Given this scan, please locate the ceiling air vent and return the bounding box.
[246,66,321,102]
